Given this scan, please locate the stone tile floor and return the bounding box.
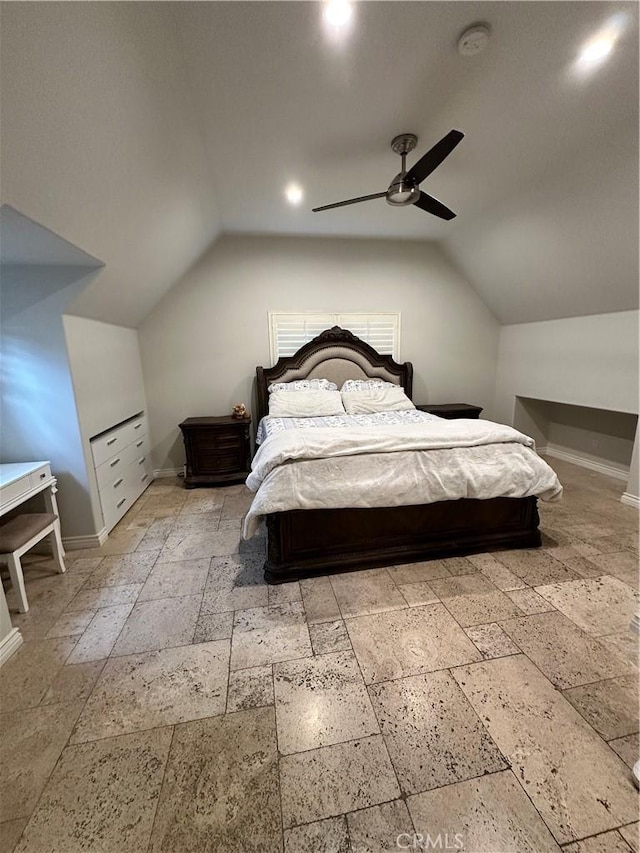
[0,457,638,852]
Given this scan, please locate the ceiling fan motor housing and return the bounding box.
[386,173,421,206]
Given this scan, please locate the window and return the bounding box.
[268,312,401,364]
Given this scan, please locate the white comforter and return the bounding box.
[242,418,563,537]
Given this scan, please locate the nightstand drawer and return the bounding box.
[196,450,243,473]
[192,431,242,452]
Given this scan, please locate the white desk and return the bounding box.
[0,462,62,665]
[0,461,61,521]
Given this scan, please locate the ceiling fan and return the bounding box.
[312,129,464,220]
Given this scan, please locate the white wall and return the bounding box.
[64,316,147,439]
[495,310,639,495]
[495,311,639,422]
[139,234,500,472]
[0,265,102,536]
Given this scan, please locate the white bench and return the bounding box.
[0,513,66,613]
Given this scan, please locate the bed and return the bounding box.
[248,326,561,584]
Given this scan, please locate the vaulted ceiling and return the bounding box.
[1,1,637,326]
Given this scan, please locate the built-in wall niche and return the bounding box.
[514,397,637,483]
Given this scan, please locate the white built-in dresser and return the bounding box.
[90,412,153,532]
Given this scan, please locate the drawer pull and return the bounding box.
[134,423,142,430]
[109,457,121,468]
[40,472,47,480]
[113,478,124,488]
[138,456,146,465]
[116,497,127,508]
[136,440,144,448]
[106,437,118,446]
[141,473,149,482]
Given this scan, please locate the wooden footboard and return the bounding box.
[264,496,540,583]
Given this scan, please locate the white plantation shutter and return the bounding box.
[336,315,398,356]
[269,313,400,364]
[270,314,335,360]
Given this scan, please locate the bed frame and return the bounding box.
[256,326,540,584]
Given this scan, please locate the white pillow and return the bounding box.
[268,389,346,417]
[341,386,415,415]
[268,378,338,393]
[341,378,398,392]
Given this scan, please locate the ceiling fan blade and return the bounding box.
[405,129,464,185]
[312,192,386,212]
[413,191,456,220]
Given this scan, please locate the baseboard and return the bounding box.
[0,627,23,666]
[154,467,183,478]
[621,492,640,509]
[539,445,630,482]
[63,527,108,551]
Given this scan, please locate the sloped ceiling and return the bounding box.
[0,2,220,328]
[1,2,637,327]
[0,205,103,268]
[173,0,639,324]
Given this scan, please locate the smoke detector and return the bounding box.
[458,24,491,56]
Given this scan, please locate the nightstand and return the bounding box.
[179,416,251,488]
[416,403,483,419]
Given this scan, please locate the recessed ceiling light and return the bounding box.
[575,14,626,72]
[323,0,353,28]
[285,183,303,206]
[579,34,614,64]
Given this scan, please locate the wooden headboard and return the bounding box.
[255,326,413,422]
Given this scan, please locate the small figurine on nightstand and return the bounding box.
[231,403,250,420]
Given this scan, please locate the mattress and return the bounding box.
[243,417,563,538]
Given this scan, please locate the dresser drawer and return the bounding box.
[91,415,147,468]
[96,452,128,491]
[100,482,132,531]
[130,432,149,459]
[120,415,148,447]
[99,462,153,532]
[129,456,153,499]
[130,448,152,482]
[97,450,150,502]
[99,469,129,503]
[95,434,149,491]
[92,429,125,468]
[91,421,131,467]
